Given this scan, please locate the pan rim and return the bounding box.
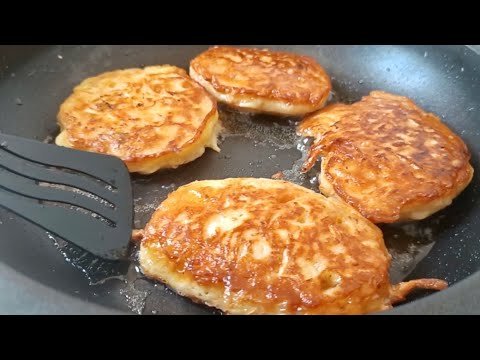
[3,259,480,314]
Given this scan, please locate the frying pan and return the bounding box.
[0,45,479,315]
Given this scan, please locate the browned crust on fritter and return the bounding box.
[390,279,448,304]
[131,229,144,242]
[298,91,474,223]
[56,65,218,166]
[139,178,447,315]
[190,46,332,107]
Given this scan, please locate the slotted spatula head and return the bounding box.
[0,133,133,260]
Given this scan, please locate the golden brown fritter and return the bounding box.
[298,91,474,223]
[56,65,220,174]
[138,178,447,315]
[190,46,331,116]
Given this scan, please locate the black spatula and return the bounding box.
[0,133,133,260]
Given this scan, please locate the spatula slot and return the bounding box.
[0,144,117,189]
[37,182,115,209]
[0,147,119,205]
[0,165,117,223]
[40,200,116,228]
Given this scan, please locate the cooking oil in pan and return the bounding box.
[47,105,438,314]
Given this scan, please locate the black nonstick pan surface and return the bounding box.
[0,45,479,315]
